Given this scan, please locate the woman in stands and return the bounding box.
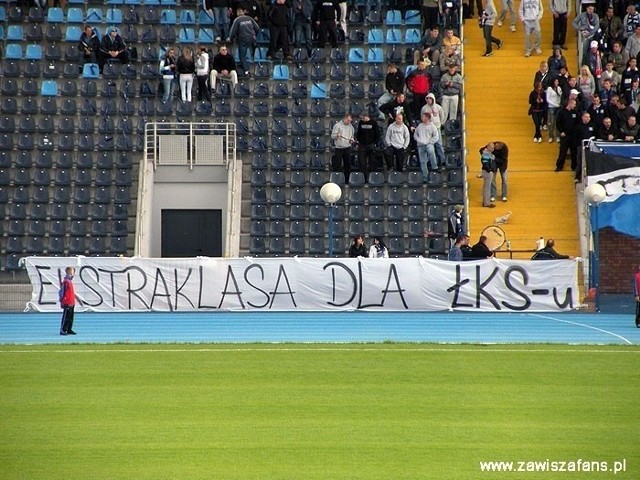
[577,64,597,109]
[159,48,177,102]
[176,47,196,103]
[546,76,563,142]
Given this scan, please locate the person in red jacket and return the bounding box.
[405,59,432,114]
[59,267,77,336]
[634,263,640,328]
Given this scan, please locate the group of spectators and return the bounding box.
[524,1,640,181]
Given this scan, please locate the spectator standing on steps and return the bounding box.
[176,47,196,102]
[519,0,543,57]
[195,45,211,103]
[440,64,463,123]
[266,0,292,60]
[312,0,340,48]
[480,142,497,208]
[447,205,465,248]
[555,97,579,171]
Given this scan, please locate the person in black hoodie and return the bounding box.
[348,235,368,257]
[313,0,340,48]
[574,111,595,182]
[555,97,579,172]
[379,93,414,127]
[595,116,618,140]
[267,0,291,59]
[356,113,381,179]
[293,0,314,54]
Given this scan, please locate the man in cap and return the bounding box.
[98,26,129,72]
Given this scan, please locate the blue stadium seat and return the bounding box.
[368,47,383,64]
[405,9,421,25]
[348,47,365,63]
[82,63,100,79]
[66,7,84,23]
[179,9,196,24]
[198,28,215,44]
[106,8,124,24]
[41,80,58,97]
[5,44,23,60]
[25,45,43,61]
[310,82,327,99]
[177,27,195,43]
[199,10,215,25]
[7,25,24,41]
[273,64,289,80]
[405,28,421,45]
[385,28,402,44]
[86,8,104,24]
[386,10,402,25]
[65,25,82,43]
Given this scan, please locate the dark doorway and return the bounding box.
[161,209,222,257]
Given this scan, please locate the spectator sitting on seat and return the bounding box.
[98,26,129,72]
[210,44,239,91]
[348,234,368,258]
[369,237,389,258]
[439,43,462,71]
[442,27,462,52]
[471,235,494,258]
[78,25,99,66]
[380,93,414,127]
[415,26,442,66]
[377,63,405,120]
[448,235,469,261]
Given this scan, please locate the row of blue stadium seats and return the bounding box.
[251,217,446,237]
[0,184,132,205]
[1,218,130,238]
[0,168,133,188]
[2,235,128,266]
[1,202,129,222]
[249,236,440,257]
[0,151,134,170]
[250,186,464,208]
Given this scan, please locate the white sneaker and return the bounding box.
[524,51,531,57]
[502,196,507,202]
[533,137,538,142]
[535,48,542,55]
[510,25,516,32]
[498,20,503,26]
[548,137,553,143]
[490,197,496,202]
[542,124,548,130]
[556,137,560,142]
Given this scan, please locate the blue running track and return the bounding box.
[0,311,638,345]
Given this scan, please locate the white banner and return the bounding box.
[23,257,580,313]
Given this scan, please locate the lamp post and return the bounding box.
[584,183,606,312]
[320,182,342,257]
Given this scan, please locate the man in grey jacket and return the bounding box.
[331,113,355,183]
[384,113,411,172]
[413,112,440,181]
[440,65,463,123]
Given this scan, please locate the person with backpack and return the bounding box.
[59,267,77,336]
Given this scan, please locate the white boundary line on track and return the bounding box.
[1,347,639,354]
[531,314,634,345]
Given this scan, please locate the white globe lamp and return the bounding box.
[320,182,342,205]
[584,183,606,205]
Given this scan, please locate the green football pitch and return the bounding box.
[1,344,639,479]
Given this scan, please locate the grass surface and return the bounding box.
[1,344,639,479]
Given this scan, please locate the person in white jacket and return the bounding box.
[195,46,211,103]
[369,237,389,258]
[421,92,446,166]
[519,0,543,57]
[414,112,440,181]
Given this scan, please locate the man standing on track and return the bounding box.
[59,267,77,336]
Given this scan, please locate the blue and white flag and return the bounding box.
[586,149,640,238]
